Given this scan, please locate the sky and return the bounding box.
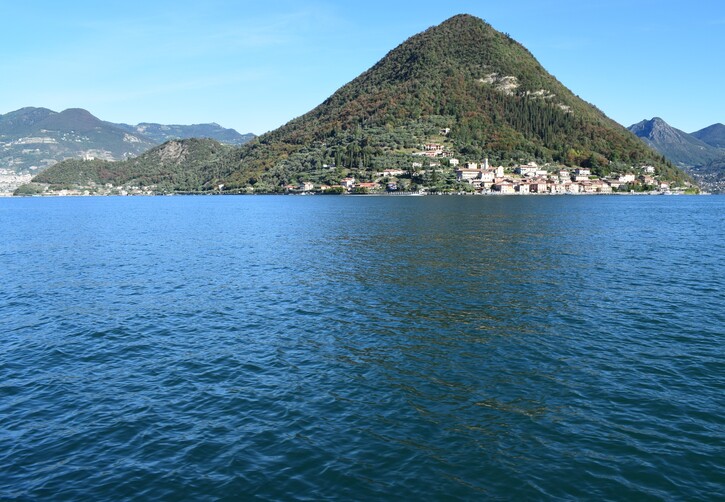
[1,0,723,135]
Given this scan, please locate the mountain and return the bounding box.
[0,107,254,174]
[628,117,723,168]
[628,118,725,193]
[0,107,155,173]
[0,107,56,135]
[31,14,691,193]
[691,123,725,149]
[111,122,255,146]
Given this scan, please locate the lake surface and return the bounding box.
[1,195,723,500]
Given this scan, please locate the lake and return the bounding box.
[1,194,723,500]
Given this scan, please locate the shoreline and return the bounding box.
[3,190,708,198]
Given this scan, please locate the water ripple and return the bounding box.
[1,195,723,500]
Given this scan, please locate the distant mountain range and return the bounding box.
[0,107,254,174]
[30,14,691,195]
[628,118,725,192]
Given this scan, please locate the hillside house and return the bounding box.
[356,182,379,189]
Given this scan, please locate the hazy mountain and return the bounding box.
[691,123,725,149]
[112,122,255,146]
[0,107,56,135]
[0,107,253,174]
[628,117,725,192]
[628,117,722,167]
[0,107,154,173]
[32,14,690,193]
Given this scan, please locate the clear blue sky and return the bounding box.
[1,0,723,134]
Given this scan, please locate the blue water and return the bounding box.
[1,195,723,500]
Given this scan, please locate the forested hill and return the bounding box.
[32,139,232,192]
[32,14,689,192]
[217,14,686,190]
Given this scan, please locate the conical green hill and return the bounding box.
[221,14,686,189]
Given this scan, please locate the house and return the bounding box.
[515,182,530,194]
[456,169,483,182]
[618,174,636,183]
[340,177,356,189]
[589,180,612,193]
[516,165,538,177]
[383,169,406,177]
[565,182,580,193]
[529,180,549,193]
[643,165,656,174]
[578,181,596,193]
[301,181,315,192]
[456,169,494,183]
[449,158,460,167]
[492,181,515,194]
[550,182,567,194]
[356,182,380,191]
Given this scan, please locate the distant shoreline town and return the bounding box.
[3,158,701,197]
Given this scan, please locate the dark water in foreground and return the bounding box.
[1,195,723,500]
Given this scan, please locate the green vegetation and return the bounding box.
[12,183,45,196]
[34,139,233,192]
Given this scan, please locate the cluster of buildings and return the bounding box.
[0,169,33,195]
[285,177,383,193]
[454,160,670,194]
[281,157,675,195]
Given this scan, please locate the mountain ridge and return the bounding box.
[628,117,725,192]
[628,117,721,167]
[0,107,254,174]
[691,123,725,149]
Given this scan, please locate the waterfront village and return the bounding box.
[284,158,680,196]
[280,132,693,196]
